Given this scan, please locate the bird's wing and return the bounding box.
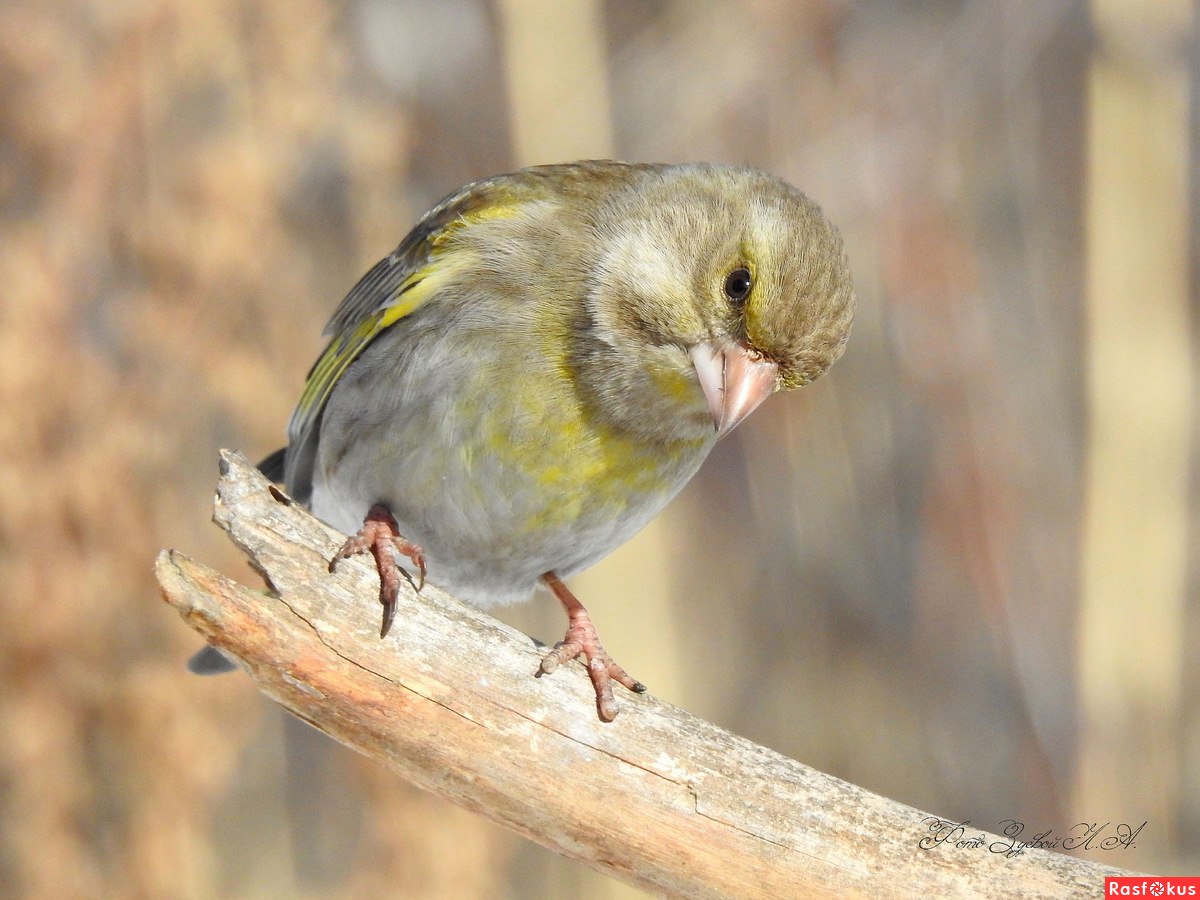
[282,160,646,504]
[283,173,527,503]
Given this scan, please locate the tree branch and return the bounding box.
[156,451,1128,898]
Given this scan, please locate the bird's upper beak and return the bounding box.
[689,341,779,436]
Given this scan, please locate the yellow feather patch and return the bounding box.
[429,199,519,250]
[296,258,464,417]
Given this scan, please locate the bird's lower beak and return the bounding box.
[689,342,779,436]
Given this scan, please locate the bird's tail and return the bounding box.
[258,446,287,483]
[186,644,240,675]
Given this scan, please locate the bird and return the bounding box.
[257,160,855,721]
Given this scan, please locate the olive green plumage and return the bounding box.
[273,160,855,609]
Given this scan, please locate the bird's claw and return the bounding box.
[537,580,643,724]
[328,504,425,638]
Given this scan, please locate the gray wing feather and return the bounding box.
[283,176,509,505]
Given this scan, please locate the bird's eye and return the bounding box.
[724,267,753,304]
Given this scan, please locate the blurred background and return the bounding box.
[1,0,1196,895]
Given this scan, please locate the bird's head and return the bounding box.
[581,164,855,441]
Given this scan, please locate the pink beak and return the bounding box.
[689,342,779,436]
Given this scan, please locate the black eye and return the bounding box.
[724,267,753,304]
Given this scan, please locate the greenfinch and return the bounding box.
[261,161,855,720]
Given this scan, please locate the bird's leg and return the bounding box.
[538,572,646,721]
[329,503,426,638]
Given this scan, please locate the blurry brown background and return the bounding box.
[1,0,1196,896]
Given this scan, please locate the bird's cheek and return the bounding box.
[649,363,704,407]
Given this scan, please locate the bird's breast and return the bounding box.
[314,321,715,605]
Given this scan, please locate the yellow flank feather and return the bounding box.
[472,369,707,534]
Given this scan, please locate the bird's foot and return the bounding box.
[329,503,426,638]
[538,572,646,721]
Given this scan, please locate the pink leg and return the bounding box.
[538,572,646,721]
[329,503,426,638]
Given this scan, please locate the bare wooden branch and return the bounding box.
[156,451,1129,898]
